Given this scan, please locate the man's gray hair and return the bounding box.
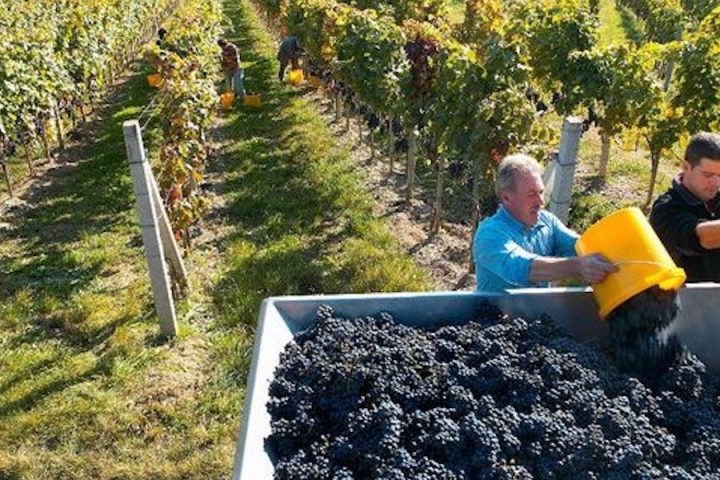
[495,153,543,197]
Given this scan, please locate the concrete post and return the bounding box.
[147,168,189,298]
[548,116,583,225]
[123,120,178,337]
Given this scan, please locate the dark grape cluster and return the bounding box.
[33,111,49,136]
[525,88,548,115]
[0,125,16,161]
[404,37,441,96]
[378,117,409,154]
[582,105,600,132]
[306,59,325,79]
[364,111,380,131]
[266,302,720,479]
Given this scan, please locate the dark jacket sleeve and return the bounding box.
[649,193,706,256]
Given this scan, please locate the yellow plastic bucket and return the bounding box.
[243,94,262,107]
[288,69,305,85]
[147,73,162,87]
[575,207,686,319]
[219,92,235,110]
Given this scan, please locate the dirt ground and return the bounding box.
[304,86,478,292]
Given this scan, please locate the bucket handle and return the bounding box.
[612,260,685,290]
[612,260,668,268]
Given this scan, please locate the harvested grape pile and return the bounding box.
[606,286,685,380]
[266,303,720,479]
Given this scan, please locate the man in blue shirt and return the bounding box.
[474,154,616,291]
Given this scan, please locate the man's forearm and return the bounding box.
[529,256,580,283]
[696,220,720,249]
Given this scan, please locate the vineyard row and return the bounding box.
[258,0,720,231]
[0,0,181,195]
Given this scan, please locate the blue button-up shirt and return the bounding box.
[473,206,579,291]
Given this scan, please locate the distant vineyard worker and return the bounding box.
[156,27,168,48]
[277,36,302,82]
[473,154,617,291]
[650,132,720,282]
[218,38,245,98]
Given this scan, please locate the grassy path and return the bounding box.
[598,0,645,47]
[0,0,430,478]
[0,61,236,478]
[211,0,428,325]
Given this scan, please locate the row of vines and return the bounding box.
[143,0,223,247]
[0,0,227,249]
[258,0,720,234]
[0,0,179,195]
[618,0,718,43]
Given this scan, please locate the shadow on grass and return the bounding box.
[579,175,608,193]
[0,67,162,414]
[0,355,59,397]
[1,69,153,299]
[617,4,645,45]
[0,361,107,418]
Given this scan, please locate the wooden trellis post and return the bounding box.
[22,136,36,176]
[54,100,65,150]
[405,128,418,203]
[387,116,395,175]
[123,120,188,337]
[1,158,12,196]
[335,92,342,121]
[345,99,351,131]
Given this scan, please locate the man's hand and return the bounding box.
[577,253,618,284]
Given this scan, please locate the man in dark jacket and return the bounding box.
[277,36,302,82]
[650,132,720,282]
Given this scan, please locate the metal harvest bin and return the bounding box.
[231,284,720,480]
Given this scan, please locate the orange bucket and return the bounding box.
[576,207,686,319]
[243,94,262,107]
[288,69,304,85]
[220,92,235,110]
[147,73,162,87]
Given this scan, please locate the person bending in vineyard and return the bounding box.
[650,132,720,283]
[473,154,616,291]
[277,36,302,82]
[218,38,245,98]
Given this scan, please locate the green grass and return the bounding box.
[447,0,465,25]
[0,63,241,478]
[0,0,432,478]
[211,0,429,324]
[597,0,645,47]
[598,0,629,47]
[616,2,646,45]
